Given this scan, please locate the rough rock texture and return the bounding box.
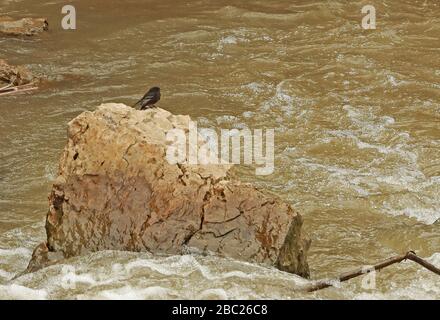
[0,16,48,37]
[0,59,36,86]
[27,104,310,277]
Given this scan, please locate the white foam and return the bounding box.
[217,31,251,51]
[58,267,98,286]
[197,288,229,299]
[0,247,31,257]
[387,75,399,87]
[219,35,238,45]
[216,115,238,124]
[0,284,47,300]
[125,254,197,277]
[242,111,255,118]
[0,269,13,280]
[83,285,174,300]
[384,207,440,225]
[242,82,265,94]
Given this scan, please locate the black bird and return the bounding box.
[133,86,161,110]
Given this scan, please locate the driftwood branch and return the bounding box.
[0,83,38,96]
[304,251,440,292]
[0,83,14,91]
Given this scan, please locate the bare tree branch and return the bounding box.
[0,83,38,96]
[304,251,440,292]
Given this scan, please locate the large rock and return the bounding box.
[0,16,48,37]
[26,104,310,277]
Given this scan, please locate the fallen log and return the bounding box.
[304,251,440,292]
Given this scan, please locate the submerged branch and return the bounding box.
[304,251,440,292]
[0,83,38,96]
[0,83,14,91]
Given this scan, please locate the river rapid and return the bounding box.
[0,0,439,299]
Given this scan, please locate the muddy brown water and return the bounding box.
[0,0,439,299]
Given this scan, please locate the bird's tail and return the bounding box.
[132,99,142,108]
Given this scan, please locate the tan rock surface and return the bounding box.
[0,59,36,86]
[0,16,48,37]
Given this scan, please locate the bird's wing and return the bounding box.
[133,89,158,108]
[143,92,156,100]
[133,92,153,107]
